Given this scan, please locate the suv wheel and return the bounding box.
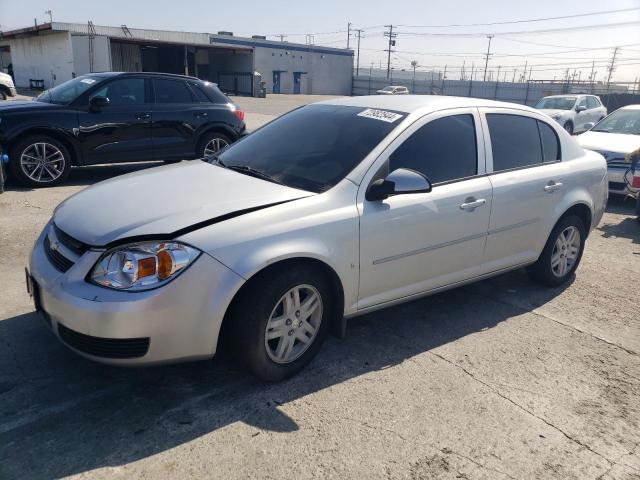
[0,89,7,101]
[197,132,231,161]
[527,215,586,287]
[9,135,72,187]
[563,121,574,135]
[227,264,332,381]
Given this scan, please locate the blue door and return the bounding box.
[293,72,302,94]
[272,71,281,94]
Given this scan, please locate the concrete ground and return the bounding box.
[1,94,639,480]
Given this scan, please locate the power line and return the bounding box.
[395,7,640,28]
[397,20,640,37]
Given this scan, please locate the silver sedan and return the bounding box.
[28,95,607,381]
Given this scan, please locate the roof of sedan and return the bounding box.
[620,104,640,110]
[318,95,536,114]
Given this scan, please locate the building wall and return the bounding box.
[71,35,111,75]
[7,32,74,88]
[210,36,353,95]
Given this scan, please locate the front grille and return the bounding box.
[57,323,150,359]
[609,181,626,191]
[44,236,74,272]
[53,224,88,256]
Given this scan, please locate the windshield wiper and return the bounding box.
[226,165,285,185]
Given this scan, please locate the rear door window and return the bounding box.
[390,114,477,184]
[486,114,543,171]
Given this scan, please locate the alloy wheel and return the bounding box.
[264,284,323,364]
[551,226,581,277]
[20,142,66,183]
[203,137,230,160]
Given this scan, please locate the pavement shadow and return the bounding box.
[1,161,168,192]
[0,269,572,479]
[600,195,639,244]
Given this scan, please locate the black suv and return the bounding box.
[0,72,246,187]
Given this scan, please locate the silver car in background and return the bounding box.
[578,105,640,196]
[376,86,409,95]
[27,96,607,381]
[535,94,607,134]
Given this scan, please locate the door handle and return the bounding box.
[194,112,208,118]
[459,198,486,211]
[135,113,151,120]
[544,181,563,193]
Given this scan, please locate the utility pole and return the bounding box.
[606,46,619,89]
[482,35,493,82]
[355,29,363,76]
[384,25,397,79]
[512,69,516,83]
[441,65,447,93]
[461,60,465,80]
[347,22,352,49]
[277,34,287,42]
[521,61,527,82]
[411,60,418,92]
[45,9,53,23]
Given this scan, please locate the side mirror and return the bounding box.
[576,104,587,113]
[366,168,432,201]
[584,122,595,130]
[89,96,110,110]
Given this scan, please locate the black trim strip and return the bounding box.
[100,197,307,249]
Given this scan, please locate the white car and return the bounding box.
[376,85,409,95]
[578,105,640,196]
[535,94,607,135]
[27,96,607,381]
[0,72,17,100]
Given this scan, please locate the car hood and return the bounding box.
[0,100,60,113]
[577,131,640,156]
[53,161,313,246]
[539,109,571,117]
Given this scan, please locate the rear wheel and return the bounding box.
[563,121,574,135]
[0,89,7,101]
[9,135,72,187]
[197,132,231,161]
[527,215,586,287]
[227,264,332,381]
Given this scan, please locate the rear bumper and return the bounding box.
[607,165,634,196]
[28,223,245,366]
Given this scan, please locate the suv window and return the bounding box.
[188,82,212,103]
[538,121,560,162]
[487,114,543,171]
[89,78,145,105]
[586,96,599,109]
[154,79,193,104]
[576,97,587,109]
[389,114,477,184]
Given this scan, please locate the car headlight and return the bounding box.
[90,241,200,291]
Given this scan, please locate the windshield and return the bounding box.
[591,109,640,135]
[36,75,103,105]
[216,104,405,192]
[534,97,577,110]
[380,86,395,92]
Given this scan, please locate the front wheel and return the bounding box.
[227,264,332,381]
[9,135,72,187]
[527,215,586,287]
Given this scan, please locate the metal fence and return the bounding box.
[352,75,640,108]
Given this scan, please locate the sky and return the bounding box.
[1,0,639,82]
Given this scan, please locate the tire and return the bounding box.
[227,264,332,381]
[196,131,232,161]
[635,196,640,225]
[563,121,574,135]
[527,215,586,287]
[0,89,7,101]
[9,135,72,187]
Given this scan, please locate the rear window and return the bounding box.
[218,105,404,192]
[199,82,231,104]
[154,79,193,104]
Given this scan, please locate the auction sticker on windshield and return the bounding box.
[357,109,403,123]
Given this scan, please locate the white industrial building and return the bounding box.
[0,22,353,96]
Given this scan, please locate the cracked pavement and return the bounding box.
[1,94,640,479]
